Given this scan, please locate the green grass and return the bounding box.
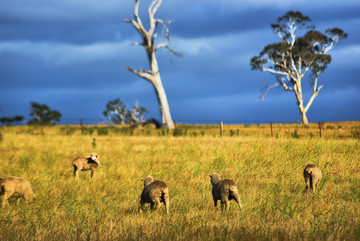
[0,125,359,240]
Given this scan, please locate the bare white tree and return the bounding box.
[125,0,180,129]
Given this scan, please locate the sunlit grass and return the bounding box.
[0,124,359,240]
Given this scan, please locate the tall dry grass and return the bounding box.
[0,125,359,240]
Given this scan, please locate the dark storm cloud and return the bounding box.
[0,0,359,123]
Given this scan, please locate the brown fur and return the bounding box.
[72,153,100,179]
[0,176,36,208]
[303,164,322,193]
[139,175,170,214]
[209,173,243,211]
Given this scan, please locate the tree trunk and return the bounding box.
[149,52,174,129]
[300,109,308,124]
[152,76,174,129]
[293,83,309,124]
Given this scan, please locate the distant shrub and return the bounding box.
[60,126,77,135]
[303,125,309,129]
[326,125,335,130]
[351,131,360,139]
[291,129,301,138]
[191,132,198,137]
[82,127,95,135]
[0,131,2,141]
[97,127,109,136]
[161,129,166,136]
[173,128,182,137]
[92,138,96,149]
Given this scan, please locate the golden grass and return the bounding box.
[0,124,359,240]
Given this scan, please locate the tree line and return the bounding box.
[125,0,347,127]
[0,99,153,127]
[1,1,348,128]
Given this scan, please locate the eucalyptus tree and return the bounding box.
[250,11,347,123]
[28,102,62,125]
[0,116,24,126]
[125,104,149,126]
[125,0,181,129]
[103,98,127,124]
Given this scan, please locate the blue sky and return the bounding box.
[0,0,359,124]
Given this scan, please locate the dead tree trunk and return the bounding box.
[125,0,179,129]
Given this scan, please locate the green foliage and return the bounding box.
[103,98,149,126]
[82,127,95,135]
[60,126,77,135]
[0,115,24,126]
[351,131,360,139]
[96,127,109,136]
[28,102,62,125]
[291,129,301,138]
[103,98,127,124]
[92,138,96,149]
[250,11,347,123]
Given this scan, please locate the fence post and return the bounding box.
[318,122,322,138]
[80,119,84,134]
[270,121,273,137]
[219,121,223,137]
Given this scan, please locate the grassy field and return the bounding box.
[0,124,359,240]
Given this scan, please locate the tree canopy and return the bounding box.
[103,98,149,126]
[28,102,62,125]
[0,116,24,126]
[250,11,347,123]
[103,98,127,124]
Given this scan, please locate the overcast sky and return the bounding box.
[1,0,359,124]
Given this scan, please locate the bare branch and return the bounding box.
[304,85,323,113]
[126,67,154,83]
[263,67,288,76]
[150,0,162,16]
[154,42,167,51]
[260,82,281,100]
[125,0,147,38]
[133,42,144,46]
[148,0,164,37]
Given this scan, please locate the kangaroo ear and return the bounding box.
[141,178,145,181]
[209,174,212,177]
